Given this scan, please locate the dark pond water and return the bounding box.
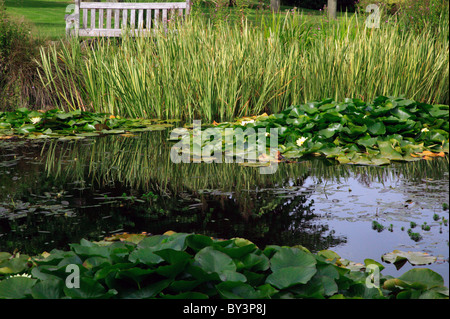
[0,130,448,285]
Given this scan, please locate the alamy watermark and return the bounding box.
[65,264,80,289]
[365,4,380,29]
[365,264,381,289]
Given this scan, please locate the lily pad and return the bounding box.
[381,250,437,268]
[0,277,37,299]
[168,97,449,166]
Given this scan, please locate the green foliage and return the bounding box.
[372,221,385,232]
[170,96,449,165]
[0,231,447,299]
[0,108,176,139]
[381,250,437,266]
[286,0,355,11]
[37,11,449,121]
[407,229,422,242]
[0,1,26,58]
[356,0,406,15]
[0,0,49,110]
[395,0,449,34]
[356,0,449,34]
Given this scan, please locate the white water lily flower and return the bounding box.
[8,273,32,279]
[296,136,307,147]
[240,119,255,126]
[421,127,429,132]
[30,117,42,124]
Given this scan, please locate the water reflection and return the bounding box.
[0,132,448,272]
[0,133,347,254]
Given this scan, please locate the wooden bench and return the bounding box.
[65,0,191,37]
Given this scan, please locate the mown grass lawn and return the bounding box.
[4,0,71,39]
[4,0,353,39]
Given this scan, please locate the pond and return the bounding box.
[0,130,448,286]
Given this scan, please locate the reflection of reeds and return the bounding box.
[42,131,449,195]
[43,132,309,194]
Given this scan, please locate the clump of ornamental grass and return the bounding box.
[37,10,448,122]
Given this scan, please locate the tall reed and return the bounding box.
[299,15,449,104]
[38,11,449,122]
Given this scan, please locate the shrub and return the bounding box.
[356,0,449,33]
[0,1,49,110]
[283,0,356,11]
[396,0,449,33]
[355,0,405,15]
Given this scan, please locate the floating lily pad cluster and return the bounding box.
[0,231,447,299]
[0,199,75,220]
[381,250,438,269]
[177,96,449,165]
[0,108,175,140]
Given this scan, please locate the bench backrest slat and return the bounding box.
[91,9,96,28]
[80,2,188,10]
[66,0,190,37]
[82,8,87,29]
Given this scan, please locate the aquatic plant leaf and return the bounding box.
[63,277,115,299]
[102,233,148,244]
[317,250,340,263]
[218,270,247,282]
[116,267,156,284]
[216,281,260,299]
[0,255,30,274]
[299,103,320,115]
[154,249,191,265]
[169,97,448,166]
[0,253,11,263]
[367,122,386,135]
[319,123,342,138]
[83,257,112,270]
[216,243,257,259]
[239,253,270,272]
[0,277,37,299]
[391,107,413,120]
[162,292,209,299]
[377,141,404,161]
[16,125,36,134]
[398,268,444,290]
[364,259,385,272]
[194,247,236,276]
[381,250,437,266]
[266,266,317,289]
[269,247,317,271]
[128,248,163,265]
[186,234,214,252]
[69,243,110,259]
[31,279,64,299]
[428,107,449,118]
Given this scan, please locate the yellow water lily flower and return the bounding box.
[296,136,307,147]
